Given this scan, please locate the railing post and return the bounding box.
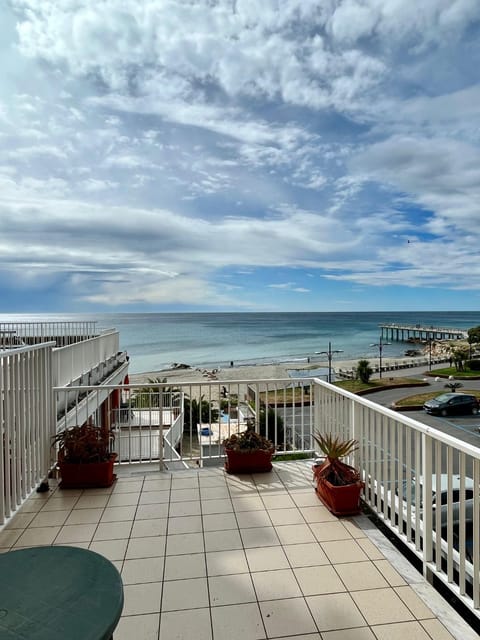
[422,434,433,575]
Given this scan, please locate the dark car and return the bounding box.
[423,393,479,416]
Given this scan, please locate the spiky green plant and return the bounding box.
[313,432,359,486]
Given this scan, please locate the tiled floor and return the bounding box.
[0,461,476,640]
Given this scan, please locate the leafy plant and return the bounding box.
[313,432,360,486]
[183,395,219,431]
[356,359,373,384]
[52,424,114,464]
[223,422,274,453]
[444,381,464,392]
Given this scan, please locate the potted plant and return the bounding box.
[223,421,275,474]
[312,432,364,516]
[52,423,117,488]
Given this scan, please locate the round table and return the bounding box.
[0,546,124,640]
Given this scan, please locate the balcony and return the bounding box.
[1,461,475,640]
[1,360,480,637]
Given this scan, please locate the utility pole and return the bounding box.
[315,342,344,384]
[370,336,391,378]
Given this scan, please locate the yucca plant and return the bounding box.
[313,432,359,486]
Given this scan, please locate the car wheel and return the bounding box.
[472,407,478,415]
[441,409,448,417]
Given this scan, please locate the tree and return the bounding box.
[452,348,469,372]
[258,407,285,449]
[356,359,373,384]
[130,377,179,408]
[468,326,480,345]
[444,381,463,393]
[183,395,219,432]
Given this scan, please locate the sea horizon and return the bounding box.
[1,311,479,374]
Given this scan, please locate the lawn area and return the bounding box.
[334,377,426,394]
[395,389,480,407]
[428,367,480,378]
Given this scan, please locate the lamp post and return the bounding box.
[315,341,343,383]
[369,336,391,378]
[428,334,433,371]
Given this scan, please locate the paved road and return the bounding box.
[364,366,480,449]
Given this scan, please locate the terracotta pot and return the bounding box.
[314,475,364,516]
[58,454,117,488]
[224,448,274,474]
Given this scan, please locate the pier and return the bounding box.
[380,323,468,342]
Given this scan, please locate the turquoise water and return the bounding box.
[2,311,479,374]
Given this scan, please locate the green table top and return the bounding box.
[0,546,124,640]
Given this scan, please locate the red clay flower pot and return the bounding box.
[59,454,117,488]
[224,448,274,474]
[314,475,364,516]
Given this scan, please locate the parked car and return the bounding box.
[423,393,479,416]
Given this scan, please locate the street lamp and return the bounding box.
[370,336,391,378]
[315,341,344,383]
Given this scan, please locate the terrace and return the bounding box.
[1,332,479,638]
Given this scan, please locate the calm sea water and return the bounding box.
[3,311,479,374]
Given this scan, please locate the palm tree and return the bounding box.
[444,381,463,393]
[183,395,219,432]
[130,377,179,408]
[356,359,373,384]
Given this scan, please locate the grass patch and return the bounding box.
[272,451,314,461]
[395,389,480,407]
[335,377,426,393]
[428,367,480,378]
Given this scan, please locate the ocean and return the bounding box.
[3,311,479,374]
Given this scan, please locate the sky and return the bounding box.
[1,1,480,313]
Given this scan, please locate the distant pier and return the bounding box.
[380,323,468,342]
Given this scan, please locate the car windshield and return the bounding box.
[431,394,452,403]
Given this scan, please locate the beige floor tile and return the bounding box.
[0,529,23,547]
[395,586,435,619]
[171,477,199,490]
[211,602,265,640]
[202,512,238,531]
[55,523,97,543]
[294,565,346,596]
[131,517,168,537]
[291,492,321,507]
[275,523,316,544]
[160,608,212,640]
[299,506,338,523]
[199,475,227,487]
[206,549,249,576]
[372,620,434,640]
[164,552,206,580]
[167,515,202,535]
[200,486,230,500]
[15,526,61,547]
[170,488,200,502]
[245,546,290,572]
[107,492,140,507]
[115,613,160,640]
[168,500,201,517]
[231,496,264,511]
[101,505,137,522]
[89,538,128,561]
[252,568,302,600]
[166,532,204,556]
[306,593,367,631]
[322,539,369,564]
[139,490,170,505]
[322,627,376,640]
[142,479,171,492]
[261,494,296,509]
[420,619,456,640]
[356,536,385,560]
[335,561,390,591]
[283,542,330,567]
[93,521,132,541]
[209,573,257,606]
[235,510,271,528]
[342,519,367,538]
[201,498,234,514]
[135,503,169,520]
[123,581,162,615]
[240,526,280,548]
[4,512,35,529]
[121,556,165,584]
[41,496,80,511]
[268,507,305,525]
[112,480,144,494]
[161,577,209,611]
[259,597,317,637]
[205,529,243,552]
[126,535,166,559]
[16,500,43,514]
[74,495,109,509]
[65,508,104,525]
[351,588,415,625]
[29,510,70,527]
[270,636,321,640]
[373,559,407,586]
[309,521,352,542]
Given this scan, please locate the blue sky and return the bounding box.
[1,1,480,313]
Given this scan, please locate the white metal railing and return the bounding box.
[0,321,98,347]
[53,330,120,387]
[0,344,56,525]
